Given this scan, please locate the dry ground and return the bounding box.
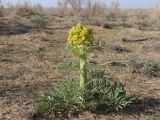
[0,15,160,120]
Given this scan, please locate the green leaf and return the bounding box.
[58,59,79,73]
[87,47,94,53]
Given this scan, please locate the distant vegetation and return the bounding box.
[1,0,160,31]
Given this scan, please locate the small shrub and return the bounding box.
[103,23,116,29]
[29,14,49,29]
[106,11,119,22]
[0,4,4,17]
[142,60,159,77]
[15,2,35,16]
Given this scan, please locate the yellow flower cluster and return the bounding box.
[68,23,94,46]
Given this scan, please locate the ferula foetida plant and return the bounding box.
[37,24,134,115]
[67,23,94,88]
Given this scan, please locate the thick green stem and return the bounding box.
[80,57,87,88]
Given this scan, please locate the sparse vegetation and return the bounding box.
[142,60,159,77]
[0,0,4,17]
[15,2,36,16]
[29,14,49,29]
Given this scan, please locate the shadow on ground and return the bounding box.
[93,97,160,116]
[0,26,30,35]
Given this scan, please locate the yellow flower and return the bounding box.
[67,23,94,46]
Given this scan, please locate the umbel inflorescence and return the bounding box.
[67,23,94,47]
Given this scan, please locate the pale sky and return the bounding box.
[1,0,159,8]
